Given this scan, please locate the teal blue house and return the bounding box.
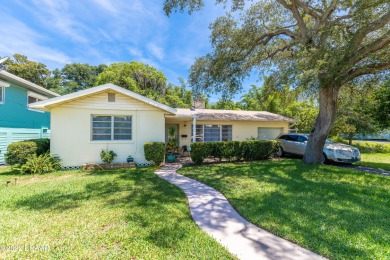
[0,70,60,164]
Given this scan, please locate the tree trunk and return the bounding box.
[303,86,339,164]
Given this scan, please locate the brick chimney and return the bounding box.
[193,97,205,109]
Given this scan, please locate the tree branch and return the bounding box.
[233,29,297,63]
[266,44,294,59]
[321,0,338,22]
[258,29,298,44]
[341,62,390,85]
[276,0,308,38]
[353,10,390,47]
[348,33,390,66]
[329,14,353,26]
[291,0,321,21]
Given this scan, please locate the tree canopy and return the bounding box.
[164,0,390,164]
[1,54,50,86]
[95,61,167,99]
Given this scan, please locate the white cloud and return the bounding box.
[137,57,159,69]
[128,47,143,58]
[0,14,71,68]
[147,43,165,60]
[16,0,88,43]
[91,0,119,14]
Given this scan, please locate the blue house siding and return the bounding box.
[0,78,55,164]
[0,128,51,164]
[0,83,50,129]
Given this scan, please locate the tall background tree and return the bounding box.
[95,61,193,107]
[1,54,50,86]
[95,61,168,99]
[164,0,390,164]
[372,79,390,129]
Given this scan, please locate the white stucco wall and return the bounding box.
[50,92,166,167]
[177,120,290,147]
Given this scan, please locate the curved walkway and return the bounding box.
[155,164,324,260]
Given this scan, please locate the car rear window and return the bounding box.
[285,135,298,141]
[297,136,308,143]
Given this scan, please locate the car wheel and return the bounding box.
[277,147,285,157]
[321,153,328,164]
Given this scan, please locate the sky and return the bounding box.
[0,0,260,102]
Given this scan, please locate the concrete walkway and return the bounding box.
[155,164,324,260]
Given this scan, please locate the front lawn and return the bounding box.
[357,153,390,171]
[0,167,233,259]
[179,160,390,259]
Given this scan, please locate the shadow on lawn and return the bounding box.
[13,167,194,249]
[0,167,22,176]
[183,161,390,259]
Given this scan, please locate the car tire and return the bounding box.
[321,153,328,164]
[277,147,285,157]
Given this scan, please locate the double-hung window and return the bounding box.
[192,125,232,142]
[92,115,132,141]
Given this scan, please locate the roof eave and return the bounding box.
[29,83,177,114]
[0,71,60,97]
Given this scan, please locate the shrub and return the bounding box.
[222,141,241,161]
[330,137,390,153]
[24,138,50,155]
[21,154,61,174]
[6,141,37,165]
[209,142,224,161]
[190,142,210,164]
[190,140,279,165]
[144,142,165,166]
[100,149,117,164]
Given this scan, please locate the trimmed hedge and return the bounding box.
[190,140,279,165]
[144,142,165,166]
[6,141,38,165]
[331,137,390,153]
[24,138,50,155]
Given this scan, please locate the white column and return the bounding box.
[192,116,196,143]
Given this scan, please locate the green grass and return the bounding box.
[0,167,234,259]
[357,153,390,171]
[178,160,390,259]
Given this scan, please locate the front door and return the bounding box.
[165,124,179,144]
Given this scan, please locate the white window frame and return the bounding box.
[91,115,133,142]
[0,86,4,104]
[27,91,48,112]
[192,124,232,142]
[257,127,284,140]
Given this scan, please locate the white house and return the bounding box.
[30,84,295,168]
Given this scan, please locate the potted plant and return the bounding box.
[166,127,179,163]
[127,155,134,163]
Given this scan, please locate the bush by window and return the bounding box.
[100,149,117,164]
[190,140,279,164]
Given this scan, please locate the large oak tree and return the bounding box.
[164,0,390,164]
